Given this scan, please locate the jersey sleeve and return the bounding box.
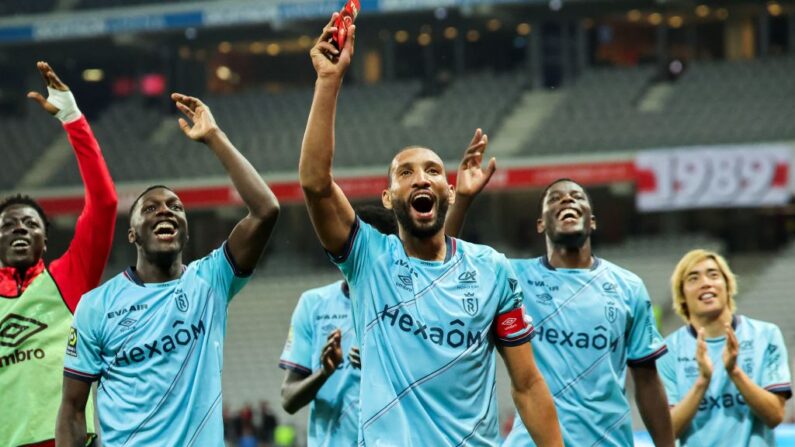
[626,281,667,366]
[761,325,792,399]
[492,255,534,347]
[655,342,680,405]
[49,115,118,314]
[63,296,104,383]
[278,293,315,376]
[196,241,252,304]
[330,217,386,286]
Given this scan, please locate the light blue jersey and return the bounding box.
[334,218,533,446]
[503,256,667,447]
[658,316,792,447]
[64,242,250,447]
[279,280,360,447]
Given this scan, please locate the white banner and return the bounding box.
[636,145,791,211]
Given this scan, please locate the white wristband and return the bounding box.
[46,86,82,123]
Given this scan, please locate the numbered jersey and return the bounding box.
[658,316,792,447]
[503,256,666,447]
[64,242,250,447]
[334,218,533,446]
[279,281,360,447]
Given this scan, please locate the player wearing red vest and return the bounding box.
[0,62,117,447]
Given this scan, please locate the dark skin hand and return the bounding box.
[281,329,344,414]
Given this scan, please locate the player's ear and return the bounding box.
[447,184,455,205]
[536,218,545,234]
[127,227,136,244]
[590,215,597,231]
[381,190,393,210]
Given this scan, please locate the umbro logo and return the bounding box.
[0,314,48,348]
[398,275,413,286]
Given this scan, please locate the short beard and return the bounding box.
[393,198,448,239]
[548,228,590,249]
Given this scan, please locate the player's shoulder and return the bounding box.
[455,238,508,264]
[300,281,345,306]
[75,271,133,315]
[597,258,645,287]
[663,325,692,345]
[738,315,782,336]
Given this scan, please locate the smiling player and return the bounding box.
[56,93,279,446]
[0,62,117,447]
[657,249,791,446]
[447,169,675,446]
[298,14,561,446]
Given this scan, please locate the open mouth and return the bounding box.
[410,192,435,218]
[10,239,30,249]
[557,207,581,223]
[698,292,717,302]
[153,221,178,241]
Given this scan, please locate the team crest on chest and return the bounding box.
[462,292,479,316]
[174,288,189,312]
[605,301,618,323]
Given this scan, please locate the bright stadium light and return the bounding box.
[417,33,432,46]
[627,9,642,22]
[648,13,663,26]
[218,41,232,54]
[82,69,104,82]
[767,2,782,16]
[466,30,481,42]
[668,16,684,28]
[695,5,710,18]
[298,35,313,49]
[394,30,409,43]
[249,42,267,54]
[487,19,502,32]
[266,43,281,56]
[216,65,232,81]
[516,23,531,36]
[444,27,458,40]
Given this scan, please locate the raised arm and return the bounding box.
[445,129,495,238]
[632,363,675,447]
[172,93,279,272]
[281,329,343,414]
[28,61,117,312]
[55,377,92,447]
[499,343,563,447]
[299,14,357,256]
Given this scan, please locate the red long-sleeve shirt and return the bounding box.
[0,115,117,311]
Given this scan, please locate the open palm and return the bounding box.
[456,128,496,198]
[172,93,220,143]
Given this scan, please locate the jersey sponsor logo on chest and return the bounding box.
[107,304,149,320]
[379,305,483,350]
[112,319,206,366]
[534,325,621,352]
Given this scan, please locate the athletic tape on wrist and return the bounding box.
[47,86,82,123]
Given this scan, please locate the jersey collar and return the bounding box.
[686,314,739,338]
[539,255,601,271]
[0,259,45,297]
[123,265,187,287]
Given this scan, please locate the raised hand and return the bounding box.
[321,329,343,376]
[27,61,72,116]
[455,128,496,199]
[348,346,361,369]
[311,13,356,80]
[723,323,739,374]
[695,328,713,384]
[171,93,221,143]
